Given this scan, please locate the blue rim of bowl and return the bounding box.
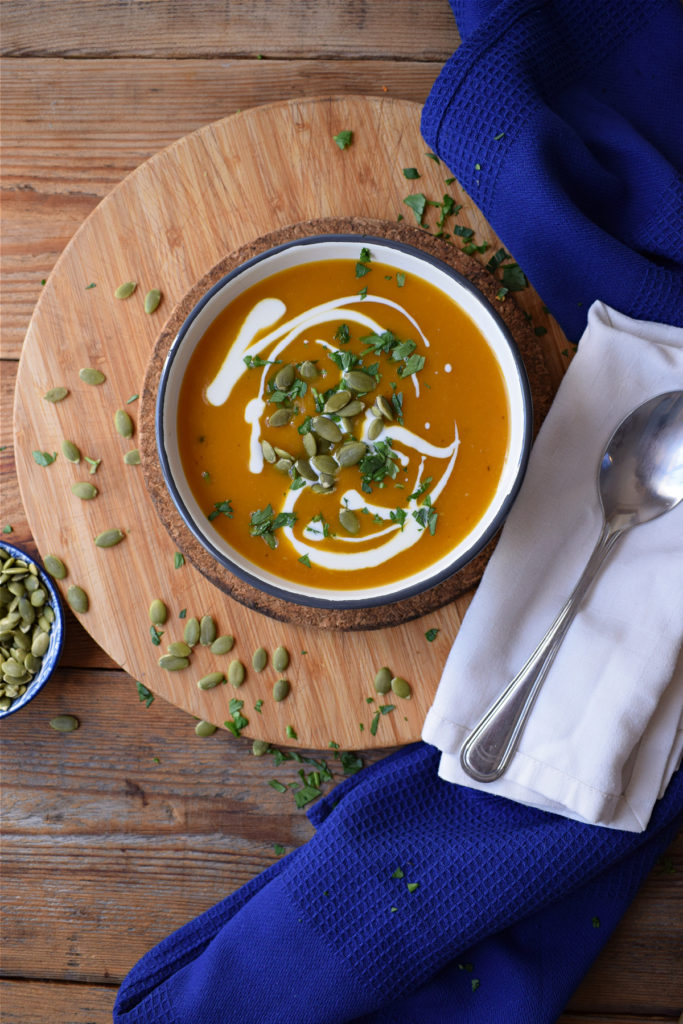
[0,541,65,717]
[156,232,533,610]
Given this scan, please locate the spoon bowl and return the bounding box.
[460,390,683,783]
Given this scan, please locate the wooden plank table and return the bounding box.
[1,3,681,1021]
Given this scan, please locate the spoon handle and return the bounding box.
[460,521,623,783]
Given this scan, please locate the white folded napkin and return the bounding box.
[422,301,683,831]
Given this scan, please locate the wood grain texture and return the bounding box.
[1,0,460,59]
[1,668,681,1015]
[13,95,564,750]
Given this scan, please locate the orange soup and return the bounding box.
[177,254,509,591]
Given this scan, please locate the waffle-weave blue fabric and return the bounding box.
[114,745,683,1023]
[421,0,683,341]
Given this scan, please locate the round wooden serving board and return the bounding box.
[14,96,562,750]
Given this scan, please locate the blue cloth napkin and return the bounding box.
[114,746,682,1023]
[421,0,683,342]
[115,2,683,1020]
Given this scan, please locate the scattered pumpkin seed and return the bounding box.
[43,554,67,580]
[195,720,217,737]
[199,614,216,646]
[339,508,360,535]
[71,481,98,501]
[376,396,394,420]
[158,654,189,671]
[49,714,80,733]
[294,458,318,482]
[167,641,191,658]
[302,432,317,457]
[299,360,318,380]
[228,659,245,687]
[210,634,234,655]
[344,369,376,393]
[114,409,134,438]
[269,408,292,427]
[197,671,225,690]
[66,584,89,613]
[123,448,141,465]
[94,528,124,548]
[272,646,290,672]
[311,454,338,476]
[44,387,69,403]
[391,676,412,699]
[149,599,167,625]
[273,677,290,702]
[324,389,352,414]
[336,441,366,467]
[367,417,383,441]
[275,457,293,474]
[261,439,277,463]
[340,399,364,417]
[31,632,50,658]
[374,667,392,694]
[79,367,106,386]
[312,415,342,443]
[144,288,162,313]
[183,617,200,647]
[114,281,137,299]
[61,439,81,464]
[252,647,268,672]
[274,364,295,390]
[252,739,270,756]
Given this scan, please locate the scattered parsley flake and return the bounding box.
[2,524,12,534]
[355,261,371,278]
[149,624,163,646]
[402,167,420,179]
[471,979,480,992]
[396,272,406,287]
[249,504,297,548]
[85,282,97,289]
[254,699,264,713]
[425,152,440,163]
[534,325,548,336]
[84,456,101,475]
[403,192,427,224]
[273,843,285,855]
[501,263,527,292]
[269,779,287,793]
[494,131,505,140]
[592,916,601,928]
[391,867,404,878]
[208,499,234,522]
[286,725,297,740]
[244,354,280,369]
[444,176,456,184]
[32,450,57,467]
[126,393,139,404]
[298,554,312,568]
[136,681,154,707]
[425,627,439,642]
[174,551,185,569]
[179,608,187,618]
[495,287,509,301]
[333,130,353,150]
[407,882,419,893]
[358,286,368,300]
[225,698,249,737]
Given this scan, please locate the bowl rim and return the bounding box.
[156,231,533,610]
[0,540,65,717]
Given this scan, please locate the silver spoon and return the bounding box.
[460,389,683,783]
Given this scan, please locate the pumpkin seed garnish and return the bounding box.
[391,676,412,699]
[114,409,134,438]
[324,390,352,414]
[49,714,80,733]
[373,667,392,694]
[195,720,217,737]
[272,645,290,672]
[339,508,360,535]
[227,659,246,687]
[273,677,290,702]
[94,528,124,548]
[158,654,189,671]
[114,281,137,299]
[302,432,317,457]
[199,614,216,646]
[43,554,67,580]
[149,599,168,625]
[367,418,383,441]
[144,288,162,314]
[44,387,69,403]
[336,441,366,467]
[66,584,89,613]
[197,671,225,690]
[269,408,293,428]
[61,439,81,464]
[123,448,141,465]
[261,439,277,464]
[252,647,268,672]
[299,360,318,380]
[183,617,200,647]
[251,739,270,756]
[167,641,191,658]
[310,454,337,476]
[344,370,376,393]
[210,634,235,655]
[79,367,106,386]
[312,416,342,443]
[71,481,98,501]
[274,364,295,390]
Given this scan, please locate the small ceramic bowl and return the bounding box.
[0,541,65,718]
[155,232,533,610]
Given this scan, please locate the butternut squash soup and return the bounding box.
[175,246,513,596]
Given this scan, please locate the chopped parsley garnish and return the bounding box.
[249,504,297,548]
[333,130,353,150]
[254,699,264,713]
[126,393,139,404]
[359,247,372,263]
[391,867,404,879]
[403,192,427,224]
[355,261,371,278]
[425,152,440,163]
[391,391,404,424]
[402,167,420,179]
[358,439,399,493]
[286,725,297,740]
[179,608,187,618]
[136,681,154,707]
[358,286,368,299]
[390,508,408,530]
[225,698,248,737]
[396,272,406,287]
[32,450,57,467]
[149,624,163,646]
[495,287,509,301]
[425,627,439,642]
[408,476,432,501]
[412,498,438,535]
[334,323,350,344]
[501,263,527,291]
[452,224,475,240]
[174,551,185,569]
[298,554,312,567]
[208,499,234,521]
[406,882,419,893]
[273,844,285,855]
[269,779,287,793]
[244,354,280,368]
